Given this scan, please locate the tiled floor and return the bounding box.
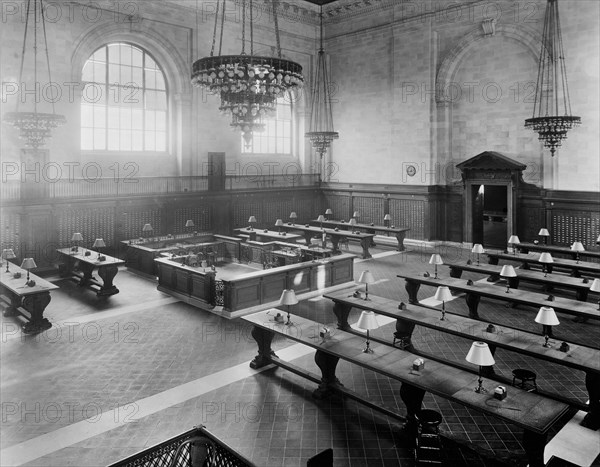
[1,241,599,466]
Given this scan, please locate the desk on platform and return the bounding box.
[0,263,57,333]
[487,251,600,278]
[56,248,125,296]
[310,219,410,251]
[233,228,302,244]
[517,242,600,261]
[395,273,600,322]
[280,224,375,259]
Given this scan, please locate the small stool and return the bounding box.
[392,333,410,350]
[512,369,538,392]
[415,410,443,466]
[416,409,443,435]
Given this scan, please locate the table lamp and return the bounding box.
[92,238,106,260]
[289,212,297,225]
[275,219,284,234]
[383,214,391,235]
[279,289,298,326]
[570,241,585,263]
[499,265,517,293]
[465,341,495,393]
[20,257,37,283]
[352,211,359,222]
[317,214,325,229]
[471,244,485,266]
[142,224,153,240]
[589,279,600,311]
[185,219,195,235]
[535,306,559,347]
[71,232,83,251]
[434,286,452,321]
[597,234,600,245]
[508,235,520,255]
[248,216,257,231]
[538,252,554,277]
[358,270,375,300]
[325,208,333,220]
[429,254,443,279]
[348,217,358,233]
[538,228,550,245]
[356,310,379,353]
[2,249,16,273]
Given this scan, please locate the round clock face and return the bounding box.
[406,165,417,177]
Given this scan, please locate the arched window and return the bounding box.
[241,96,292,155]
[81,43,168,152]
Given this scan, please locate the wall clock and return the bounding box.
[406,165,416,177]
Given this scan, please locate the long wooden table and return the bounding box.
[56,248,125,296]
[310,219,410,251]
[0,262,58,333]
[446,261,598,301]
[517,242,600,261]
[242,310,570,465]
[487,251,600,278]
[279,224,375,259]
[233,228,302,243]
[395,273,600,322]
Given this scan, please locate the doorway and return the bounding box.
[471,184,508,248]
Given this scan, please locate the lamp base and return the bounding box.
[474,385,488,394]
[362,341,373,353]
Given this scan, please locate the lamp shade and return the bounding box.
[142,224,153,232]
[275,219,284,227]
[356,310,379,330]
[289,212,297,219]
[499,265,517,278]
[317,215,325,222]
[248,216,257,223]
[383,214,391,221]
[353,211,359,218]
[465,341,495,366]
[589,279,600,293]
[538,228,550,236]
[279,289,298,306]
[325,209,333,215]
[185,219,195,227]
[471,244,485,254]
[20,258,37,270]
[597,234,600,244]
[358,270,375,285]
[571,241,585,252]
[434,286,452,302]
[508,235,520,244]
[92,238,106,248]
[2,249,16,260]
[348,218,357,226]
[539,252,554,263]
[71,232,83,241]
[535,306,560,326]
[429,254,443,265]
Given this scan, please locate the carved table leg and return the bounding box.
[449,267,462,279]
[575,288,589,302]
[465,292,481,319]
[77,262,94,286]
[366,229,376,247]
[394,319,416,351]
[329,235,341,254]
[570,268,580,278]
[97,264,120,296]
[3,293,21,318]
[22,292,52,334]
[332,302,352,331]
[312,350,341,399]
[399,383,426,441]
[522,429,547,467]
[360,238,372,259]
[395,231,406,252]
[581,371,600,430]
[404,279,421,305]
[249,326,276,369]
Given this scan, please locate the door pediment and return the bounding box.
[456,151,526,172]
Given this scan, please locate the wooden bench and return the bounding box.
[0,262,58,334]
[445,260,598,301]
[396,273,600,323]
[242,310,570,466]
[487,251,600,278]
[309,219,410,251]
[517,242,600,261]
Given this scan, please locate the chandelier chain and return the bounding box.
[209,0,221,56]
[41,0,56,114]
[250,0,254,56]
[273,0,282,59]
[241,0,246,55]
[219,0,226,56]
[15,0,33,113]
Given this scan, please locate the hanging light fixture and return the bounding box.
[305,5,339,180]
[3,0,66,148]
[191,0,304,147]
[525,0,580,156]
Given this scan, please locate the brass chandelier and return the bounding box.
[305,5,338,171]
[3,0,66,149]
[525,0,580,156]
[191,0,304,146]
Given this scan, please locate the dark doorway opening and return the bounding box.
[471,185,507,248]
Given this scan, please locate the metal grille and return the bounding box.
[108,426,254,467]
[214,280,225,307]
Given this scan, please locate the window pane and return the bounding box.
[132,47,142,67]
[120,130,132,151]
[120,107,132,129]
[93,106,106,128]
[155,92,167,110]
[92,48,105,62]
[108,129,119,150]
[81,128,93,150]
[145,70,156,89]
[107,107,120,128]
[93,62,106,83]
[132,67,143,88]
[121,65,133,84]
[145,110,155,130]
[145,132,155,151]
[132,109,143,130]
[155,72,165,90]
[109,63,119,83]
[108,44,120,63]
[156,132,166,151]
[120,44,132,65]
[81,104,93,127]
[94,129,106,150]
[132,130,143,150]
[145,55,156,69]
[155,111,166,131]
